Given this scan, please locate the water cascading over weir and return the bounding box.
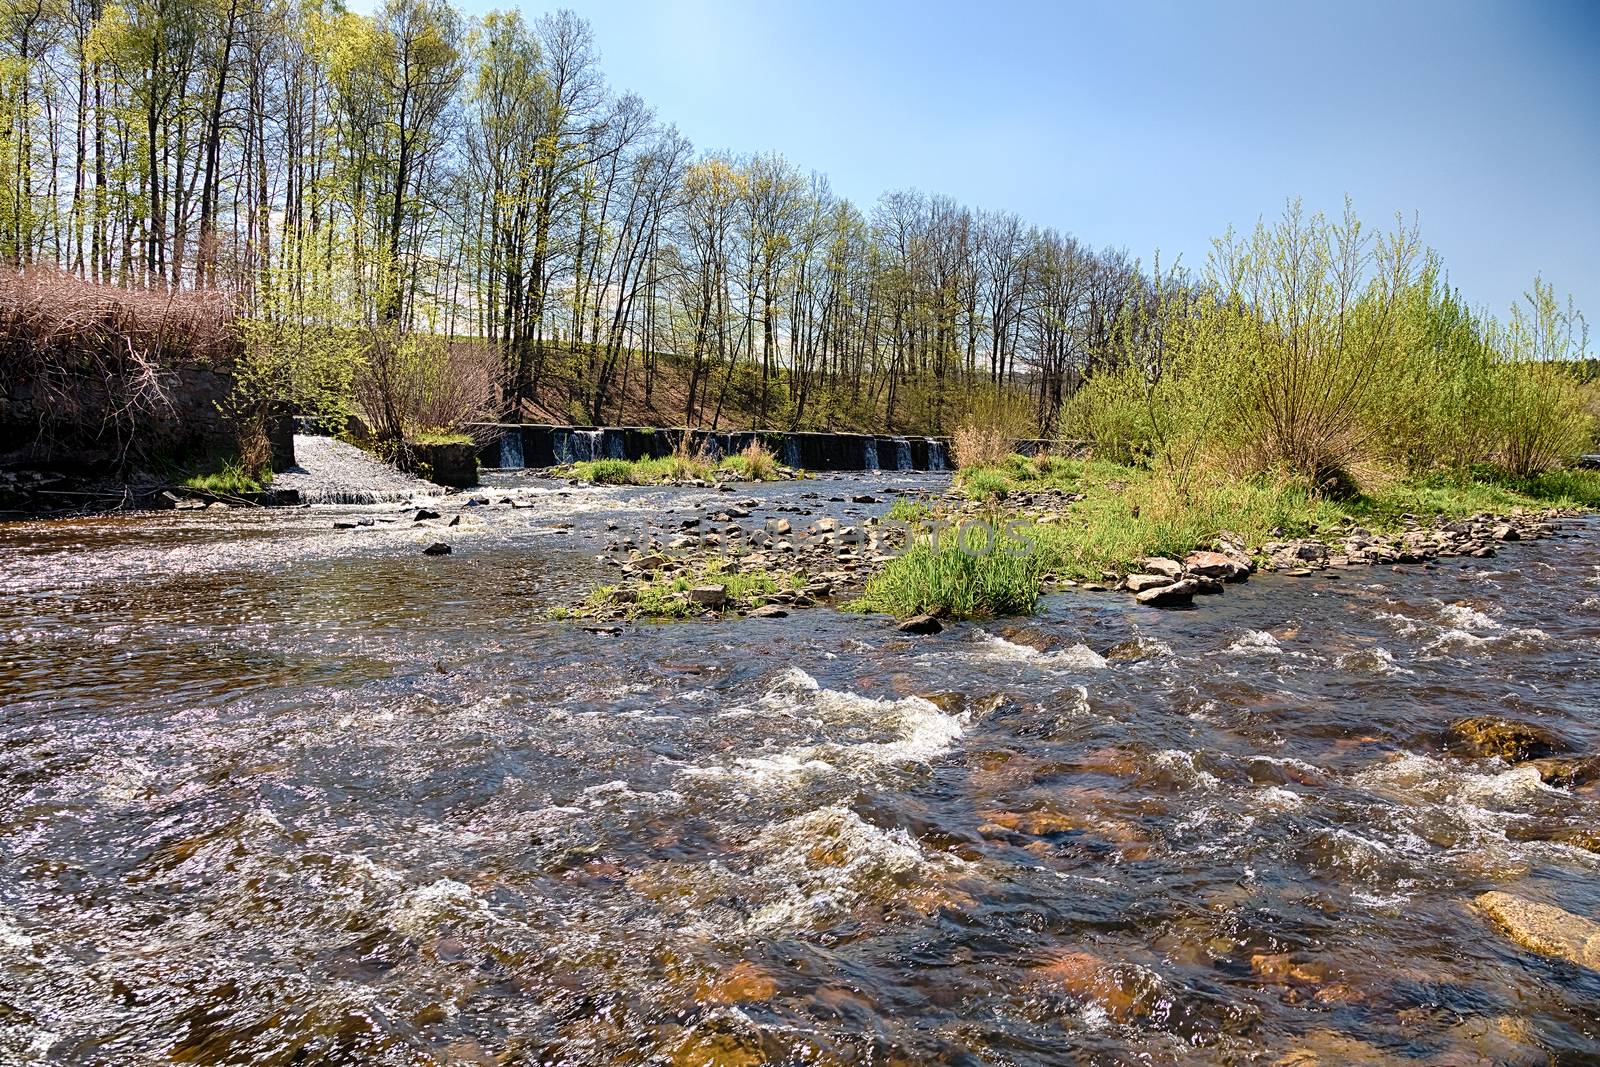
[469,425,971,472]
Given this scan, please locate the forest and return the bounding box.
[1,0,1593,488]
[0,0,1191,438]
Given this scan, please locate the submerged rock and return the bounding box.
[1446,716,1569,762]
[1476,891,1600,969]
[1527,754,1600,788]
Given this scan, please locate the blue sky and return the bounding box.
[369,0,1600,322]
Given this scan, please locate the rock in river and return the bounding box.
[1184,549,1250,582]
[897,614,944,635]
[422,542,451,556]
[1135,578,1199,607]
[1476,891,1600,970]
[1446,716,1569,762]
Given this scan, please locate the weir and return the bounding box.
[472,424,978,472]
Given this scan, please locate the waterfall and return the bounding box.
[551,428,573,465]
[497,431,524,469]
[575,429,602,462]
[604,430,626,459]
[863,437,880,471]
[925,438,948,471]
[892,437,912,471]
[782,436,802,469]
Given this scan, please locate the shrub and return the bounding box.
[354,328,499,446]
[952,389,1036,468]
[721,440,778,480]
[575,458,637,484]
[1487,279,1593,477]
[0,268,237,464]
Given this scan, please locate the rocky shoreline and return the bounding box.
[553,476,1579,622]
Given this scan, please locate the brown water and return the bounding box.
[2,474,1598,1065]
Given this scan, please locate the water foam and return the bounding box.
[743,806,964,931]
[683,668,966,787]
[973,634,1108,670]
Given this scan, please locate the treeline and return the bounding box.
[0,0,1159,434]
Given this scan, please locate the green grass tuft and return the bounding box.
[851,538,1040,619]
[182,459,269,494]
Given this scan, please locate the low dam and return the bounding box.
[471,424,963,472]
[471,424,1062,472]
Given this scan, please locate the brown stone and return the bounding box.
[1445,716,1569,762]
[1476,891,1600,969]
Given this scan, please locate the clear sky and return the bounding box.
[367,0,1600,322]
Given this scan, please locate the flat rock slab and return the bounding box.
[1476,891,1600,969]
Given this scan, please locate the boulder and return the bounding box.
[766,518,791,535]
[748,604,789,619]
[1141,557,1184,578]
[687,585,727,608]
[1124,574,1174,593]
[897,614,944,635]
[1446,716,1569,762]
[1185,549,1250,582]
[422,542,451,556]
[1476,891,1600,969]
[1135,578,1199,607]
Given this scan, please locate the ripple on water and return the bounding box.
[3,493,1599,1063]
[679,667,967,789]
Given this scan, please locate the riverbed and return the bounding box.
[2,473,1598,1064]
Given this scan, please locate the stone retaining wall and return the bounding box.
[1,364,242,470]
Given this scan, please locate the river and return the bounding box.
[2,473,1597,1064]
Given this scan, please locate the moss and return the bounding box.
[410,430,474,446]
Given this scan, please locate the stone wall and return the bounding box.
[0,363,242,471]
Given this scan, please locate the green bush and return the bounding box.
[960,469,1011,502]
[575,458,638,484]
[853,541,1040,619]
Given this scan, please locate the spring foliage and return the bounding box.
[1062,202,1594,486]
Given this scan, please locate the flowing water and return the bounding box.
[2,474,1598,1065]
